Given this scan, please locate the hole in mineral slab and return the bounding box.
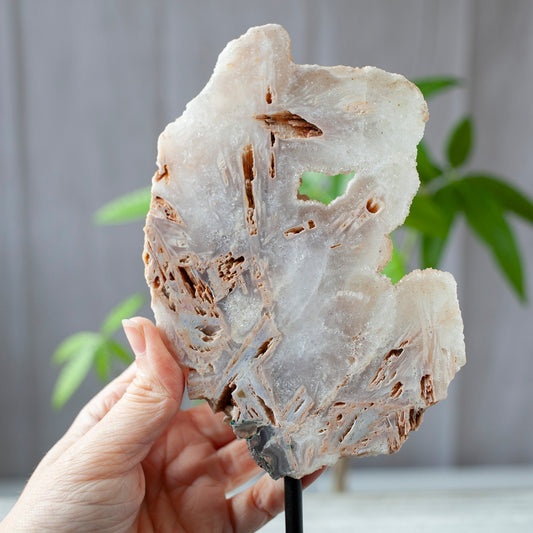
[409,408,423,429]
[293,399,305,413]
[298,171,355,205]
[256,111,322,138]
[256,395,276,424]
[215,381,236,412]
[391,382,403,398]
[196,323,220,339]
[178,266,196,296]
[155,164,169,182]
[255,338,274,358]
[385,348,404,361]
[366,199,381,213]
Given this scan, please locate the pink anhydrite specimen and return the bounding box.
[143,24,466,479]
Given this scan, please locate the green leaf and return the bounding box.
[94,340,133,383]
[446,116,473,168]
[463,174,533,224]
[332,172,355,199]
[299,171,332,204]
[299,171,353,205]
[413,77,461,99]
[53,332,101,365]
[100,293,145,337]
[455,181,526,301]
[422,235,448,269]
[432,181,464,217]
[93,186,151,225]
[107,339,135,365]
[52,345,96,409]
[404,195,449,238]
[417,182,462,268]
[94,343,113,382]
[382,242,407,284]
[417,142,442,183]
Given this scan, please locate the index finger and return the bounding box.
[185,401,237,450]
[228,468,325,533]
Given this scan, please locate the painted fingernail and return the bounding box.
[122,318,146,356]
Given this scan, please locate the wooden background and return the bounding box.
[1,0,532,478]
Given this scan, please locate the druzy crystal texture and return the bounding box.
[143,24,466,479]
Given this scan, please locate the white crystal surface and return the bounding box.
[143,24,466,479]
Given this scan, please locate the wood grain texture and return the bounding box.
[1,0,532,477]
[457,0,533,466]
[0,0,34,477]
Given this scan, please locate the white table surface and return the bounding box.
[261,466,533,532]
[1,467,532,532]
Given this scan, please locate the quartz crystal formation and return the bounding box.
[143,24,466,479]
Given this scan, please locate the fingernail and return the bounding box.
[122,318,146,356]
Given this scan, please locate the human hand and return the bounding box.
[1,318,321,532]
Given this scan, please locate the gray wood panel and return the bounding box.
[1,0,532,478]
[458,0,533,465]
[0,0,34,477]
[8,0,163,463]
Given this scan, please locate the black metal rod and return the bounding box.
[284,476,303,533]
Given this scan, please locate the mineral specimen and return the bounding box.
[143,24,466,479]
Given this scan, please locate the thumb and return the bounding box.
[79,317,185,472]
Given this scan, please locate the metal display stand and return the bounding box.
[284,477,303,533]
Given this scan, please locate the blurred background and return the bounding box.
[1,0,533,481]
